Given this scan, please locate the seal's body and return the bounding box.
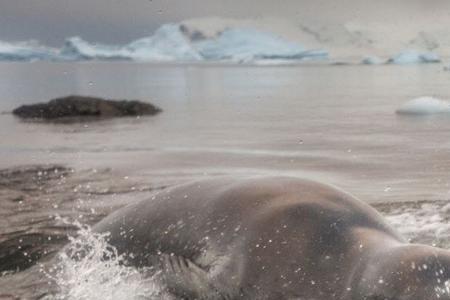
[93,177,450,299]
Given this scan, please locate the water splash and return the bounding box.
[45,219,172,300]
[384,202,450,248]
[435,280,450,298]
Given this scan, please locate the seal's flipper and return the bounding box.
[160,254,232,300]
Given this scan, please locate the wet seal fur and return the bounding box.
[93,177,450,299]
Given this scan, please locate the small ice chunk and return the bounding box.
[388,50,440,65]
[396,97,450,115]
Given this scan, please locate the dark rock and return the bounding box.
[12,95,162,120]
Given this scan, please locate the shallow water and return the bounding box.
[1,62,450,298]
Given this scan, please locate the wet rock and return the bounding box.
[12,95,162,120]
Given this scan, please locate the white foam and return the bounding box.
[396,97,450,115]
[384,202,450,248]
[47,220,172,300]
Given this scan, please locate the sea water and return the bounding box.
[1,62,450,298]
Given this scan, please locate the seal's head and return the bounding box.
[356,245,450,300]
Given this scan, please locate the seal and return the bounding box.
[93,176,450,299]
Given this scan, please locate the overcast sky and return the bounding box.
[1,0,449,46]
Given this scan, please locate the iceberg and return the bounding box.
[0,40,57,61]
[396,97,450,115]
[60,24,202,61]
[0,23,326,63]
[193,28,327,62]
[388,50,440,65]
[125,24,202,61]
[60,37,130,61]
[60,25,326,63]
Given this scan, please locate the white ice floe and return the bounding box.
[0,40,58,61]
[388,50,441,65]
[396,97,450,115]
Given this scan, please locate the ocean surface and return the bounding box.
[2,62,450,202]
[1,62,450,298]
